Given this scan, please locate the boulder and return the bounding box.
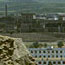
[0,35,36,65]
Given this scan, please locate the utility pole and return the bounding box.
[5,4,7,17]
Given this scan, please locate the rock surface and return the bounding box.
[0,35,36,65]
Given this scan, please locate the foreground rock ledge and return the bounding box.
[0,35,36,65]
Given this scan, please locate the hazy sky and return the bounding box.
[0,0,65,3]
[0,0,9,2]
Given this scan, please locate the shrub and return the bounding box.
[44,43,47,48]
[57,41,64,48]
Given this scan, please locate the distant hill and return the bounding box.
[0,0,65,14]
[0,0,35,3]
[36,0,65,3]
[1,0,65,3]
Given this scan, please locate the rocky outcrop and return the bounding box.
[0,35,36,65]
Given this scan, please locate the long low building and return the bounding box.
[28,47,65,65]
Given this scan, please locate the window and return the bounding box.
[52,55,54,58]
[60,55,62,58]
[48,61,52,65]
[39,55,42,58]
[39,51,41,53]
[53,61,56,64]
[56,55,58,58]
[63,61,65,64]
[31,50,33,53]
[56,51,58,53]
[58,61,61,64]
[43,55,46,58]
[52,51,54,53]
[35,50,37,53]
[43,61,46,64]
[48,51,50,53]
[35,55,37,58]
[60,51,62,53]
[48,55,50,58]
[38,61,41,64]
[43,51,46,53]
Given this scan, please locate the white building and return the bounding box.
[33,14,46,20]
[28,48,65,65]
[33,14,59,20]
[47,14,59,20]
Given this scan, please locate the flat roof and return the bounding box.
[28,48,65,50]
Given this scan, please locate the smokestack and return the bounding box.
[5,4,7,17]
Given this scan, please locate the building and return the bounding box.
[28,47,65,65]
[47,14,59,20]
[21,13,35,22]
[33,14,46,20]
[33,14,59,20]
[58,13,65,20]
[20,13,65,33]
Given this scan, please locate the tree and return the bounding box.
[10,31,14,35]
[57,41,64,48]
[38,44,43,48]
[29,42,43,48]
[29,42,39,48]
[33,42,39,48]
[44,43,47,48]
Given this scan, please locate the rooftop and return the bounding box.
[29,48,65,50]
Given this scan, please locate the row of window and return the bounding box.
[34,55,64,58]
[31,50,64,54]
[38,61,65,64]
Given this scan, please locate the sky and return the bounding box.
[0,0,7,1]
[0,0,65,3]
[0,0,9,2]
